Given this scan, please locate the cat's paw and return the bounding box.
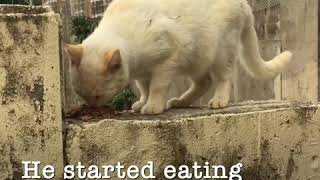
[208,97,229,109]
[131,101,146,112]
[167,98,189,109]
[141,103,165,115]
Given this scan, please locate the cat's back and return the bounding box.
[105,0,251,20]
[99,0,253,55]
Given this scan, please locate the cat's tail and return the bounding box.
[240,23,292,79]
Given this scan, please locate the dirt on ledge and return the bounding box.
[65,105,122,121]
[64,100,302,123]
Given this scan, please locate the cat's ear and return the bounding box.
[64,43,83,66]
[103,49,122,73]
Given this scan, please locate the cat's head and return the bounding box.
[64,43,128,106]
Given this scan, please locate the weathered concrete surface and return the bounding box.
[66,101,320,180]
[0,5,64,179]
[280,0,318,102]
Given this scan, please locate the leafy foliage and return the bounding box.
[71,16,137,110]
[0,0,42,5]
[71,16,101,43]
[111,89,137,110]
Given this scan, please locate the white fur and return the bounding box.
[71,0,292,114]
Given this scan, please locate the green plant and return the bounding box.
[111,89,137,111]
[71,16,101,43]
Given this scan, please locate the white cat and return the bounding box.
[65,0,292,115]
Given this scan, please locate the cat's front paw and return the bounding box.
[167,98,189,109]
[141,103,165,115]
[208,97,229,109]
[131,101,146,112]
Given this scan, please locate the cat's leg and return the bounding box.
[208,54,235,109]
[132,79,150,112]
[167,74,211,108]
[208,79,231,109]
[141,67,175,115]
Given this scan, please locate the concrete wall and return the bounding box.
[0,5,64,179]
[65,101,320,180]
[280,0,319,102]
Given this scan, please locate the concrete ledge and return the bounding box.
[65,101,320,179]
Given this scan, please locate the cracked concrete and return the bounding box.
[65,101,320,180]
